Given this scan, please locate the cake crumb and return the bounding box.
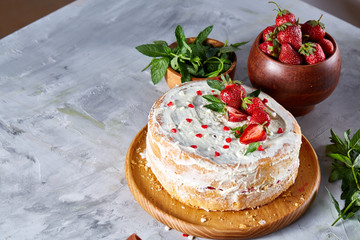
[294,202,299,206]
[281,191,292,198]
[181,206,185,209]
[164,226,171,231]
[239,223,247,228]
[200,217,207,223]
[139,148,147,159]
[259,220,266,225]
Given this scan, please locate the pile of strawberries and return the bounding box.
[259,1,334,65]
[204,75,275,145]
[222,83,269,145]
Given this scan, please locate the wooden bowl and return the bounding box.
[247,31,341,116]
[165,38,237,89]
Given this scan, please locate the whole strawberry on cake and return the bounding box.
[146,75,302,211]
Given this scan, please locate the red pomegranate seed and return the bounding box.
[195,133,203,138]
[211,90,215,93]
[262,98,268,104]
[214,151,220,157]
[213,94,219,98]
[206,186,216,190]
[190,145,198,149]
[171,128,177,133]
[167,101,173,107]
[277,127,284,134]
[201,125,208,129]
[223,126,230,131]
[183,234,189,237]
[223,145,229,149]
[225,138,231,143]
[188,103,194,108]
[258,145,264,151]
[236,130,241,135]
[186,118,192,123]
[196,90,202,96]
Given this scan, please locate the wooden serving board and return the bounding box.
[125,125,321,239]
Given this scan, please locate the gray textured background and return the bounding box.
[0,0,359,239]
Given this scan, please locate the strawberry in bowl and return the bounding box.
[247,1,341,116]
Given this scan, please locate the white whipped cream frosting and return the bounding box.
[150,81,301,166]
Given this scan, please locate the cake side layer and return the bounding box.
[146,129,300,210]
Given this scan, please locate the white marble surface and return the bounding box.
[0,0,359,239]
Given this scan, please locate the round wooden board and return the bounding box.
[125,125,321,239]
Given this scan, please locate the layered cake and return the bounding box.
[146,80,301,211]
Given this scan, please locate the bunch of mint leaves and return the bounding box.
[135,25,247,84]
[326,128,360,226]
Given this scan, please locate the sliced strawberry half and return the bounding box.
[239,124,267,145]
[228,106,248,122]
[249,109,271,127]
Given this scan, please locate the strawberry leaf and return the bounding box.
[241,97,253,110]
[245,142,260,155]
[277,22,292,31]
[299,42,316,56]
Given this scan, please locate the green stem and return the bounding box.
[317,14,323,23]
[332,199,356,226]
[203,56,220,65]
[352,166,360,191]
[170,53,190,61]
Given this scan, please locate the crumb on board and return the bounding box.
[281,191,292,198]
[239,223,247,228]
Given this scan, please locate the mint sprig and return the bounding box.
[206,79,225,91]
[136,25,247,84]
[231,125,247,138]
[245,142,260,155]
[202,95,225,113]
[326,128,360,226]
[248,89,261,97]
